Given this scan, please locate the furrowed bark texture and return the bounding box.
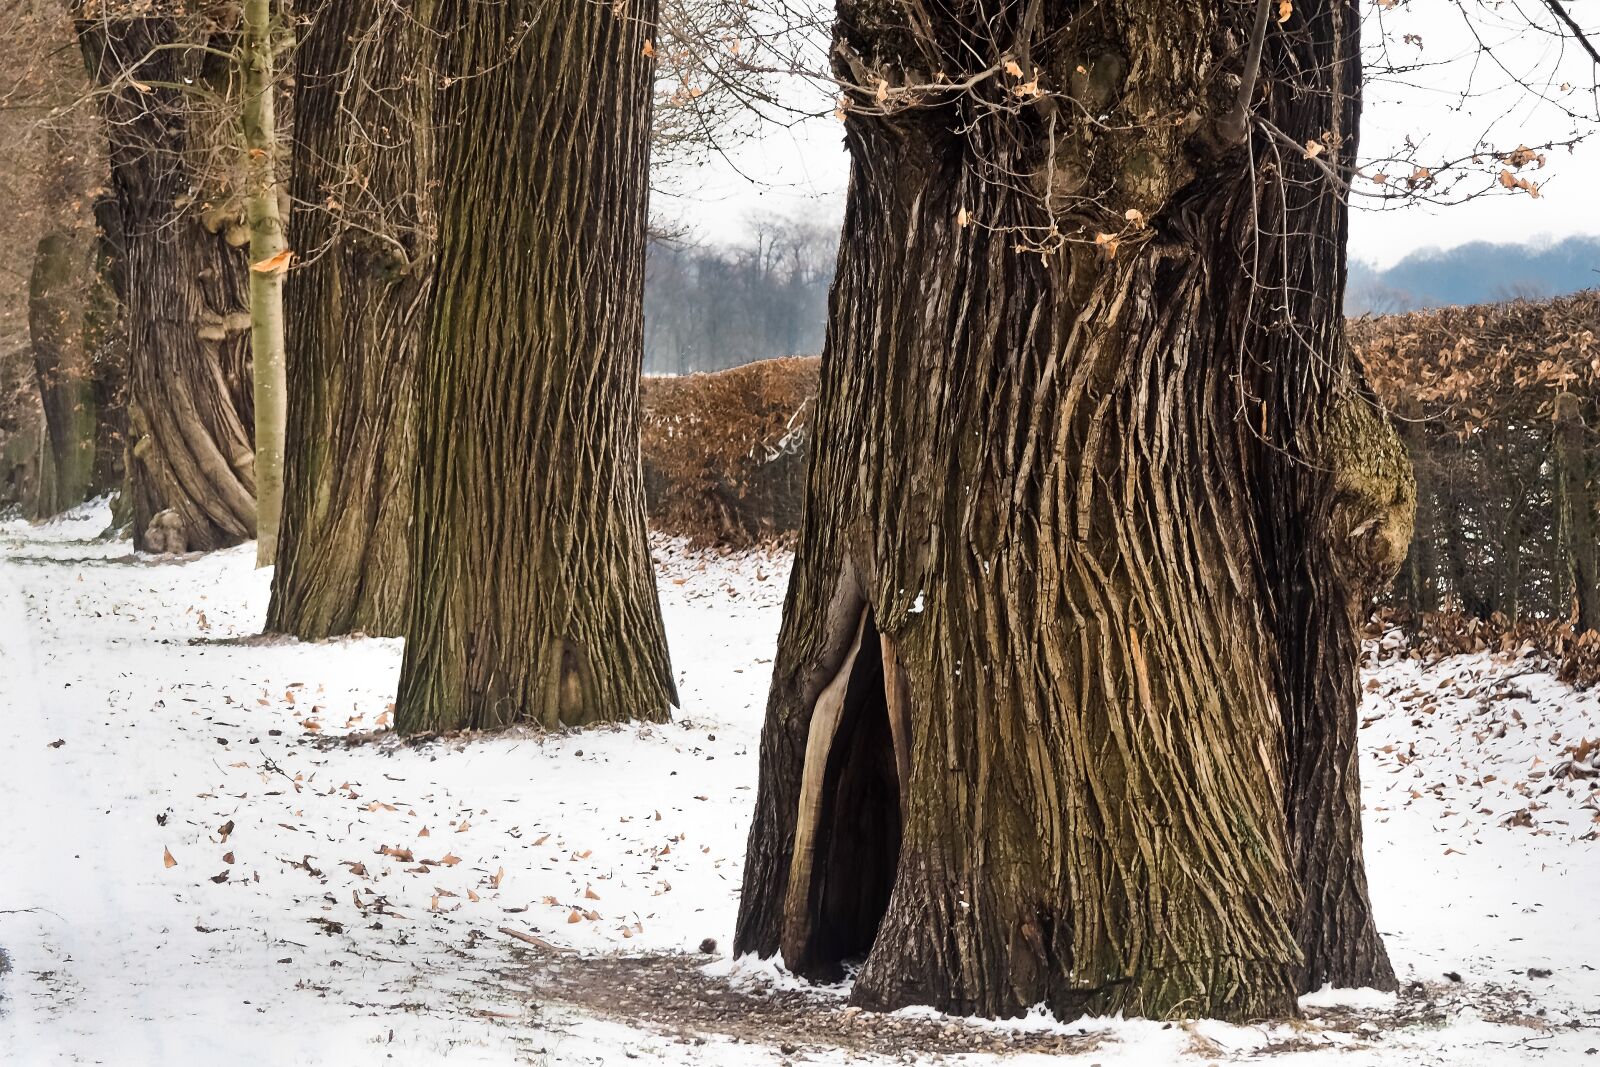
[1279,368,1411,994]
[735,0,1404,1021]
[1245,5,1406,995]
[78,15,256,552]
[394,0,676,732]
[88,194,132,526]
[28,100,115,519]
[265,0,433,639]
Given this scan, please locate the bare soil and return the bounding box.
[476,946,1600,1063]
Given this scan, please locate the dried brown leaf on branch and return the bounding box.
[250,249,293,273]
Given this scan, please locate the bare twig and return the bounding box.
[497,926,568,953]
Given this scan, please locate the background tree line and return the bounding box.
[643,214,835,375]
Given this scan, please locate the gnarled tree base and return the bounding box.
[736,0,1399,1023]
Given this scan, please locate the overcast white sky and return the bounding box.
[654,1,1600,270]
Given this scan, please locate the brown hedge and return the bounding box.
[642,295,1600,589]
[1350,292,1600,624]
[641,356,819,545]
[1352,290,1600,430]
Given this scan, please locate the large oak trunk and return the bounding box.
[736,0,1407,1021]
[266,0,432,639]
[78,15,256,553]
[394,0,676,731]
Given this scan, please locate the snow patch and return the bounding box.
[1299,984,1401,1011]
[1,518,1596,1064]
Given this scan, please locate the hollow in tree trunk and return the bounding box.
[735,0,1407,1021]
[265,0,432,639]
[77,14,256,553]
[394,0,675,732]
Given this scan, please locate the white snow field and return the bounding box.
[0,499,1596,1066]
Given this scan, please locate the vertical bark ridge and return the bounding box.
[77,14,256,552]
[395,0,676,732]
[267,0,433,638]
[1240,0,1404,994]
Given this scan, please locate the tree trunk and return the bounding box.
[393,0,676,732]
[1278,370,1411,994]
[1555,393,1600,631]
[240,0,288,566]
[1499,488,1532,623]
[736,0,1402,1021]
[1442,499,1491,619]
[265,0,432,640]
[1394,410,1436,615]
[27,80,119,520]
[28,229,98,518]
[89,194,131,514]
[77,14,256,553]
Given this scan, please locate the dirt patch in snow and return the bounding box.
[499,949,1108,1058]
[495,949,1596,1062]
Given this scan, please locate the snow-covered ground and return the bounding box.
[0,499,1595,1065]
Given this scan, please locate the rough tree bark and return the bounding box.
[27,84,120,520]
[77,13,256,553]
[90,194,131,526]
[239,0,288,566]
[1281,369,1412,994]
[393,0,676,732]
[264,0,432,639]
[735,0,1407,1021]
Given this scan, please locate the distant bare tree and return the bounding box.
[644,210,836,374]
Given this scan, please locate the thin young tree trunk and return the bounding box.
[1442,498,1491,618]
[1500,488,1532,623]
[736,0,1404,1020]
[264,0,431,639]
[1395,410,1436,615]
[77,14,256,553]
[1555,393,1600,630]
[240,0,288,566]
[394,0,676,732]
